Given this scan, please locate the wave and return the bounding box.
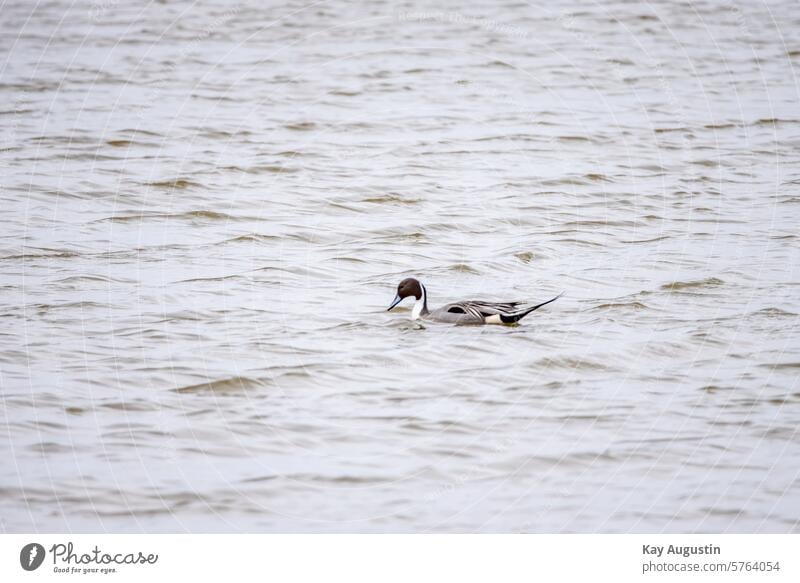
[660,277,724,291]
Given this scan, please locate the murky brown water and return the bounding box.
[1,0,799,533]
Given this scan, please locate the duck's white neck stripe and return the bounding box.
[411,298,424,320]
[411,284,427,320]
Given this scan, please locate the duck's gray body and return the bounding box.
[388,278,561,325]
[426,300,545,324]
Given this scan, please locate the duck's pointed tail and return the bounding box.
[500,292,563,324]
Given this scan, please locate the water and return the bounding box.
[1,0,799,533]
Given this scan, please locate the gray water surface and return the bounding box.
[1,0,799,532]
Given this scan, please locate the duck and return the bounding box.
[387,277,561,324]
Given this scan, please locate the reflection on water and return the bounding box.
[1,0,798,532]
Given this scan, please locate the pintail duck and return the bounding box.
[387,278,561,324]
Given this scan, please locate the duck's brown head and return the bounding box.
[387,277,423,310]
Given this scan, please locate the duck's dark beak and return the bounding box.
[387,294,403,311]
